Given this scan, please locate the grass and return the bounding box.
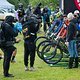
[0,32,80,80]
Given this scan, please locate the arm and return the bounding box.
[22,23,30,39]
[5,23,18,37]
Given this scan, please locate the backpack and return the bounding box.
[0,28,5,48]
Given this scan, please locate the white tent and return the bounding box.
[0,0,15,10]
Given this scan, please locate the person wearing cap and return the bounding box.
[74,10,80,21]
[74,10,79,18]
[65,12,79,69]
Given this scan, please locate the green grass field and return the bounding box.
[0,32,80,80]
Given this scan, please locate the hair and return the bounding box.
[67,12,74,20]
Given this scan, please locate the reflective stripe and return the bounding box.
[30,33,35,35]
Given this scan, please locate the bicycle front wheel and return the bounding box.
[37,40,51,59]
[41,43,63,65]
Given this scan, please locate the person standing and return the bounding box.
[33,3,42,32]
[22,14,39,71]
[25,5,32,16]
[42,6,51,32]
[33,2,42,17]
[1,16,19,77]
[66,13,79,69]
[16,3,25,22]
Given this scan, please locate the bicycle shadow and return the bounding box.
[48,61,68,68]
[48,59,80,68]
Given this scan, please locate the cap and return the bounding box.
[74,10,79,17]
[74,10,79,15]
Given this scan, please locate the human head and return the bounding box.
[5,16,14,23]
[67,12,74,21]
[27,5,32,10]
[74,10,79,17]
[38,3,42,7]
[44,6,48,12]
[56,11,63,19]
[18,3,23,9]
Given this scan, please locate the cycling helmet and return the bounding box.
[56,11,63,18]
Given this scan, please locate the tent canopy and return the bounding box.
[0,0,15,10]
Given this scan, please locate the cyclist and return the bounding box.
[42,6,51,32]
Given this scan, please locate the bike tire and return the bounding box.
[41,43,63,65]
[37,40,52,59]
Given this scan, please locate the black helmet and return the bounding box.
[38,3,42,6]
[5,16,14,23]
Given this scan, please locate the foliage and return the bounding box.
[7,0,59,10]
[29,0,59,10]
[7,0,29,9]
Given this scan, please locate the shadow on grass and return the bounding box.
[48,59,80,69]
[48,62,68,68]
[47,58,69,68]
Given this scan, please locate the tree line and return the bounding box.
[8,0,59,10]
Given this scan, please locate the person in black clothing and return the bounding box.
[33,3,42,32]
[66,13,78,69]
[1,16,19,77]
[33,2,42,16]
[17,3,25,21]
[42,6,51,32]
[22,14,39,71]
